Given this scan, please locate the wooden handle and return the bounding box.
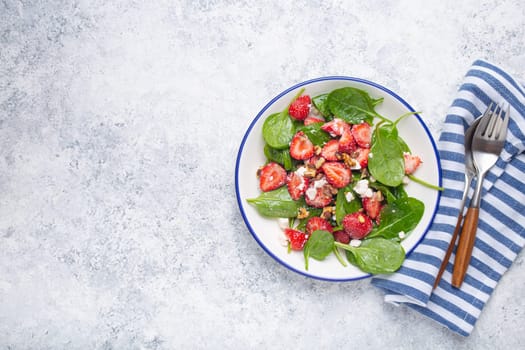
[433,213,463,289]
[452,208,480,288]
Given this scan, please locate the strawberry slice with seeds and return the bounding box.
[338,129,357,153]
[355,147,370,168]
[286,171,309,200]
[304,178,333,208]
[321,118,350,136]
[284,228,309,251]
[362,192,383,220]
[342,212,373,239]
[403,153,422,174]
[321,139,340,161]
[288,95,311,121]
[321,162,351,189]
[333,230,351,244]
[290,131,314,160]
[306,216,334,235]
[259,162,287,192]
[304,115,324,125]
[351,122,372,148]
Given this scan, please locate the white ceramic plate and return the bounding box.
[235,77,442,281]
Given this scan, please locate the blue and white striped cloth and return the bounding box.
[371,60,525,336]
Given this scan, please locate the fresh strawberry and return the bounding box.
[351,122,372,148]
[288,95,311,121]
[304,178,333,208]
[403,153,422,174]
[306,216,333,235]
[355,147,370,168]
[304,115,324,125]
[333,230,351,244]
[259,162,286,192]
[284,228,309,251]
[342,212,373,239]
[290,131,314,160]
[286,171,309,200]
[321,118,350,136]
[338,129,357,153]
[321,162,351,189]
[362,191,383,220]
[321,139,340,161]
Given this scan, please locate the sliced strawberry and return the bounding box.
[355,148,370,168]
[321,118,350,136]
[259,162,286,192]
[304,178,333,208]
[321,162,351,189]
[321,139,340,161]
[333,230,351,244]
[290,131,314,160]
[286,171,309,200]
[403,153,422,174]
[304,115,324,125]
[306,216,333,235]
[288,95,311,121]
[342,212,373,239]
[284,228,309,250]
[362,191,383,220]
[338,129,357,153]
[351,123,372,148]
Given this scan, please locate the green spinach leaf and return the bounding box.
[304,230,335,270]
[326,87,382,125]
[312,93,332,119]
[367,197,424,239]
[336,238,405,274]
[264,144,293,171]
[262,111,295,149]
[335,186,361,225]
[297,123,331,146]
[247,187,299,218]
[368,124,405,187]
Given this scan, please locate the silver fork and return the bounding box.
[452,102,510,288]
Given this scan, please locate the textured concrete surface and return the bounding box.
[1,0,524,349]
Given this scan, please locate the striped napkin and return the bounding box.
[371,60,525,336]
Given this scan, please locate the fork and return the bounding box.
[451,102,510,288]
[432,115,482,290]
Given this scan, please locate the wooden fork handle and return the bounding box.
[433,213,463,289]
[452,207,480,288]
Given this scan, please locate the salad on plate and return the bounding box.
[246,86,441,274]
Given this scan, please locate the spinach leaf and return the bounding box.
[312,93,332,119]
[368,124,405,187]
[335,186,361,225]
[336,238,405,274]
[304,230,335,270]
[297,123,331,146]
[262,111,295,149]
[326,87,382,125]
[367,197,424,239]
[247,187,299,218]
[264,144,293,170]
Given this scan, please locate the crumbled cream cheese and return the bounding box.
[345,191,354,202]
[398,231,406,239]
[295,166,307,177]
[277,230,289,247]
[277,218,289,230]
[350,239,362,247]
[354,179,373,198]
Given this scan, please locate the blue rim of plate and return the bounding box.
[235,76,443,282]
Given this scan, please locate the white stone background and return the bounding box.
[1,0,524,349]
